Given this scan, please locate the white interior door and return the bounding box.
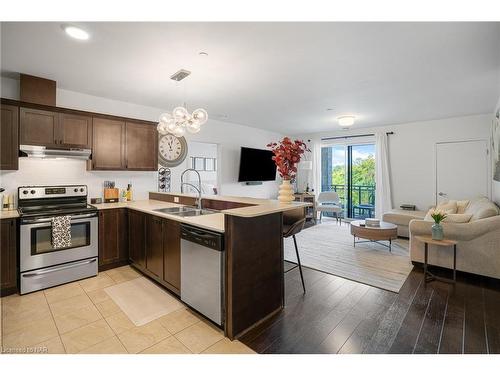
[436,140,489,204]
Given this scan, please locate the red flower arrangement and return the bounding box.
[267,137,310,180]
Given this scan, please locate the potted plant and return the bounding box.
[267,137,310,203]
[430,209,447,240]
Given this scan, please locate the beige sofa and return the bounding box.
[409,196,500,279]
[382,209,427,237]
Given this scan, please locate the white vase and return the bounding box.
[278,179,294,203]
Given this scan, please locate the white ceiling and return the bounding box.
[1,22,500,134]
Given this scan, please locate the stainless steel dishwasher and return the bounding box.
[180,224,224,325]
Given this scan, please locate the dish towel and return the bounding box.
[52,216,72,249]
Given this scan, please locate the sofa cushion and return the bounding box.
[423,209,472,223]
[382,209,426,226]
[465,197,500,221]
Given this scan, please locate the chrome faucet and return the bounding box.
[180,168,202,210]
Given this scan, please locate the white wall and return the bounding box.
[296,114,492,211]
[0,77,281,205]
[493,95,500,205]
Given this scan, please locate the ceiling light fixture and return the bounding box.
[337,116,355,127]
[62,25,90,40]
[199,52,208,56]
[157,69,208,137]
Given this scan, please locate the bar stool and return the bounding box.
[283,217,306,293]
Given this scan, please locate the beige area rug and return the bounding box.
[284,221,413,293]
[104,277,184,326]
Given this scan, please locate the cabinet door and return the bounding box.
[98,209,128,268]
[0,104,19,170]
[20,107,58,146]
[128,210,146,267]
[91,117,126,170]
[146,215,164,278]
[59,113,92,148]
[125,122,157,170]
[0,219,17,296]
[163,219,181,291]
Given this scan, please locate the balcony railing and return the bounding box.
[326,184,376,219]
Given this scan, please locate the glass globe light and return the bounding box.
[186,121,201,134]
[172,125,186,137]
[157,122,168,135]
[159,112,173,124]
[192,108,208,125]
[173,106,189,121]
[166,121,178,133]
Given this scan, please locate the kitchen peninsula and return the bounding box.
[93,192,311,340]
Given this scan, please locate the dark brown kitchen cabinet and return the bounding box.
[146,215,164,279]
[163,219,181,292]
[125,122,158,171]
[0,104,19,170]
[128,210,146,268]
[59,113,92,148]
[98,209,128,271]
[20,107,59,147]
[0,219,18,296]
[91,117,126,170]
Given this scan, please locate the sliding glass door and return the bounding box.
[321,141,376,219]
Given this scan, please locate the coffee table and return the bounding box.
[350,220,398,252]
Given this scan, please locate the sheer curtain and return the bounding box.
[375,131,393,218]
[310,136,322,195]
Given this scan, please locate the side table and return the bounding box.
[414,235,458,284]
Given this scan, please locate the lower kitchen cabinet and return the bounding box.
[146,215,164,279]
[129,210,146,268]
[98,209,128,271]
[0,218,18,296]
[163,219,181,292]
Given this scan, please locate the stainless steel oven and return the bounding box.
[18,185,98,294]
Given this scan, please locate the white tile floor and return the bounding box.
[0,265,255,354]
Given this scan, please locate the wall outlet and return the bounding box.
[174,196,180,203]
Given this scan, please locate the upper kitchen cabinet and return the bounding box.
[58,113,92,148]
[90,119,157,171]
[20,107,59,147]
[0,104,19,170]
[20,108,92,149]
[91,117,126,170]
[125,122,157,170]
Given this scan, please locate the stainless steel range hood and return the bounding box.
[20,145,91,160]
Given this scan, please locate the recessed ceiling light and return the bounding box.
[326,108,334,111]
[337,116,355,127]
[199,52,208,56]
[62,25,90,40]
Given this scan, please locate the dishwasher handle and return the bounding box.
[180,225,223,251]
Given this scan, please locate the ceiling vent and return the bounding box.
[170,69,191,82]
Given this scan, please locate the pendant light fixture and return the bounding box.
[157,69,208,137]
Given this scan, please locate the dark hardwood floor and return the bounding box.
[240,262,500,354]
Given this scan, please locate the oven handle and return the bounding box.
[22,258,97,278]
[21,213,97,224]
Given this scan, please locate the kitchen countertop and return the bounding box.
[0,210,19,220]
[92,199,226,233]
[151,192,311,218]
[92,194,312,233]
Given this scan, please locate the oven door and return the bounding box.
[20,213,98,272]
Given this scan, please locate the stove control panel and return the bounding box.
[18,185,88,200]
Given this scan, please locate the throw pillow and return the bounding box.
[456,200,471,214]
[436,200,458,214]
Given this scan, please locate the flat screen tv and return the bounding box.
[238,147,277,182]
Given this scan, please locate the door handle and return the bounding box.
[438,192,447,197]
[22,258,97,277]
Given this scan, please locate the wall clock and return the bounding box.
[158,134,188,167]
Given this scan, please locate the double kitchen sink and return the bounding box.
[153,206,219,217]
